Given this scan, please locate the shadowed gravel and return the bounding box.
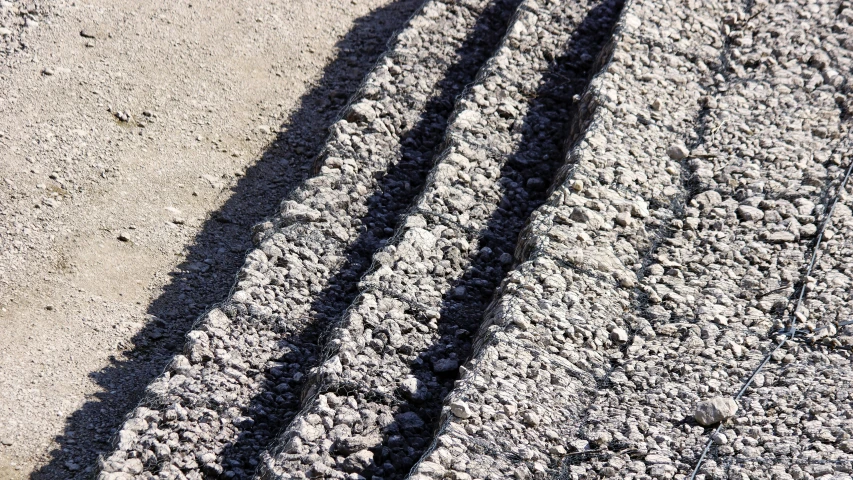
[96,0,519,478]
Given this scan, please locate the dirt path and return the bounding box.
[0,0,419,478]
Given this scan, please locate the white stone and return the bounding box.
[711,432,728,445]
[418,461,446,476]
[293,418,323,441]
[115,429,137,451]
[449,400,473,419]
[694,397,738,426]
[122,458,144,475]
[624,13,641,29]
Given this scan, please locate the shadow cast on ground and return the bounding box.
[32,1,422,478]
[220,0,522,477]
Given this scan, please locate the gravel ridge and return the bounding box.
[424,0,853,477]
[471,0,853,478]
[405,0,730,477]
[255,0,623,478]
[95,0,519,478]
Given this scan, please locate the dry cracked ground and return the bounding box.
[1,0,853,479]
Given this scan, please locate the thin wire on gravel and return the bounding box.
[544,0,853,478]
[689,144,853,479]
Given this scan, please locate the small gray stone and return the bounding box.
[293,418,323,441]
[526,177,545,190]
[522,411,540,426]
[764,231,796,243]
[800,223,817,237]
[334,434,380,455]
[644,454,671,464]
[433,357,459,372]
[418,461,446,476]
[197,452,216,464]
[693,190,722,211]
[666,144,690,160]
[280,200,321,225]
[736,205,764,222]
[610,327,629,343]
[169,355,192,376]
[347,102,377,124]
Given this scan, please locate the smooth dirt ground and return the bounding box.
[0,0,419,477]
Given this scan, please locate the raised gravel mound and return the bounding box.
[678,2,853,477]
[406,0,728,477]
[96,0,519,477]
[255,0,622,478]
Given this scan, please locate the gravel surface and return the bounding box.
[97,0,519,478]
[409,0,853,478]
[8,0,852,478]
[566,0,853,478]
[256,0,622,478]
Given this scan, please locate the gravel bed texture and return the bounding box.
[92,0,853,478]
[0,0,44,62]
[412,0,853,478]
[616,1,853,478]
